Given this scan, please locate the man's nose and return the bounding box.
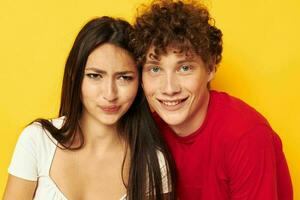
[161,73,181,96]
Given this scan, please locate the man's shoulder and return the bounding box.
[210,90,274,139]
[211,90,270,127]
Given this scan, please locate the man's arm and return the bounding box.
[225,125,293,200]
[273,132,293,199]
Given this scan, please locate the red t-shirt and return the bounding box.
[155,91,293,200]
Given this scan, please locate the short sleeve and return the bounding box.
[157,151,172,194]
[8,124,40,181]
[273,132,293,199]
[225,125,281,200]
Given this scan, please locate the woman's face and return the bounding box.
[81,43,138,126]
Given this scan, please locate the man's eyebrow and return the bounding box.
[115,71,136,75]
[144,60,160,65]
[177,58,196,64]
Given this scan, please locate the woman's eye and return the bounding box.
[179,65,192,72]
[150,66,160,73]
[86,73,101,79]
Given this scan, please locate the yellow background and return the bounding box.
[0,0,299,198]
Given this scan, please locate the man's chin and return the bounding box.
[159,112,185,127]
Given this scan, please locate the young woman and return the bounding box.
[3,16,175,200]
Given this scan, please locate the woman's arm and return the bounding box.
[3,175,37,200]
[4,124,41,200]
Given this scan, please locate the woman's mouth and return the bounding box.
[99,105,121,113]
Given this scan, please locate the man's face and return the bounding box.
[142,45,215,135]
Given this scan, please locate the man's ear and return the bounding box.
[208,67,216,82]
[207,56,217,82]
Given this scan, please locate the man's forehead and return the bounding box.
[146,44,196,61]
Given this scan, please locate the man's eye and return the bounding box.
[150,66,160,73]
[179,65,191,72]
[86,73,101,79]
[119,75,133,81]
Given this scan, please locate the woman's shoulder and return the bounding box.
[19,116,65,146]
[156,150,167,166]
[155,149,172,193]
[48,116,66,128]
[8,117,65,181]
[155,149,169,178]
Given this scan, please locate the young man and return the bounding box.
[131,0,293,199]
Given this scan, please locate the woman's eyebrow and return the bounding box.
[85,68,135,75]
[85,67,106,74]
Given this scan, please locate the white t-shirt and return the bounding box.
[8,117,170,200]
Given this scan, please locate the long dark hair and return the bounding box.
[34,16,175,199]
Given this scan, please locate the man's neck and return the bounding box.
[170,90,211,137]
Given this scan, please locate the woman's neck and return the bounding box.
[77,114,124,156]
